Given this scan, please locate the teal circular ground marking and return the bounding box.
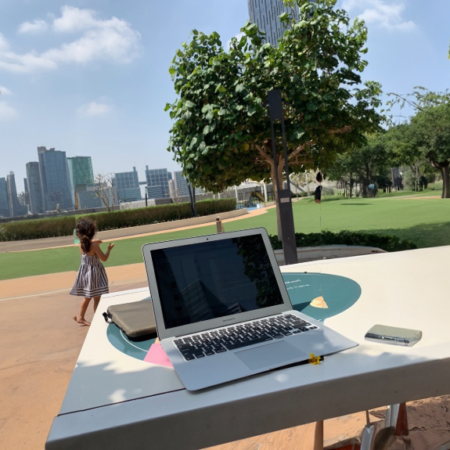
[283,272,361,321]
[106,297,156,361]
[106,273,361,361]
[107,323,156,361]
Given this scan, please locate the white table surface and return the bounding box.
[46,246,450,450]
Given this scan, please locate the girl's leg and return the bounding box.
[93,296,101,313]
[74,297,91,326]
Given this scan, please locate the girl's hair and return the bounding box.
[75,219,97,253]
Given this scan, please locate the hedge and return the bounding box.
[0,216,76,241]
[268,231,417,253]
[82,199,236,231]
[0,199,236,241]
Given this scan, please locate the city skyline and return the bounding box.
[0,145,195,217]
[2,1,450,195]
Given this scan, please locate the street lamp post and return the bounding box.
[268,89,298,265]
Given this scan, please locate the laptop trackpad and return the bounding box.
[235,341,308,371]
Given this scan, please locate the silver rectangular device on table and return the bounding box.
[142,228,357,391]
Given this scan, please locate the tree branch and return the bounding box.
[255,144,274,165]
[328,126,352,135]
[288,140,314,161]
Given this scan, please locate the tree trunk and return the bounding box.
[270,159,284,241]
[441,164,450,198]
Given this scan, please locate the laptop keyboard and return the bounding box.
[173,314,318,361]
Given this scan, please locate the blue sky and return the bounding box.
[1,0,449,193]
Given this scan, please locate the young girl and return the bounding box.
[70,218,114,326]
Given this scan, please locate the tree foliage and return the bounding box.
[387,88,450,198]
[166,0,383,197]
[327,133,391,197]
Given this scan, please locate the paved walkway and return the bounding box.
[0,263,147,301]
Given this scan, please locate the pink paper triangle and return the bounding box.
[144,342,173,368]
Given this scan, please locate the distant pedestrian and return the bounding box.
[70,218,114,326]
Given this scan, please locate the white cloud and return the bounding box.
[77,101,112,117]
[0,33,9,52]
[18,19,48,34]
[53,6,98,33]
[0,6,141,73]
[0,101,18,120]
[342,0,416,31]
[0,85,12,95]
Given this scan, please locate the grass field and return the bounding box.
[1,195,449,281]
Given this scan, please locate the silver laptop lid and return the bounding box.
[142,228,293,340]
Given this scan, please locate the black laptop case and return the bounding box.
[103,298,157,340]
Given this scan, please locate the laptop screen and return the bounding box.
[151,234,284,329]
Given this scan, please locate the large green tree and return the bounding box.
[328,133,391,197]
[166,0,383,233]
[388,89,450,198]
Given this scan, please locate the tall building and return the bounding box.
[21,178,30,207]
[67,156,94,206]
[145,167,172,199]
[38,146,74,212]
[173,171,190,197]
[0,178,9,217]
[248,0,300,46]
[6,172,27,217]
[114,167,142,203]
[26,162,44,214]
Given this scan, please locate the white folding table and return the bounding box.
[46,246,450,450]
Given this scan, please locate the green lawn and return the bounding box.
[1,196,450,281]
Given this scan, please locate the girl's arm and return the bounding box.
[93,242,115,262]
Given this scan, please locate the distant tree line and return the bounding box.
[327,88,450,199]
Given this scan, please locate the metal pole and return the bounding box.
[270,119,281,194]
[268,89,298,265]
[280,119,290,192]
[187,184,196,217]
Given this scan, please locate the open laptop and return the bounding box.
[142,228,357,391]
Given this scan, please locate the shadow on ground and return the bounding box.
[359,221,450,249]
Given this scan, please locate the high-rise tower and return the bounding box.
[145,167,172,199]
[173,171,190,197]
[67,156,94,207]
[247,0,299,46]
[26,162,44,214]
[0,178,9,217]
[37,146,74,212]
[114,167,142,203]
[6,172,27,217]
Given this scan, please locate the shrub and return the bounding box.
[82,198,237,231]
[268,230,416,253]
[0,216,76,241]
[0,199,237,241]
